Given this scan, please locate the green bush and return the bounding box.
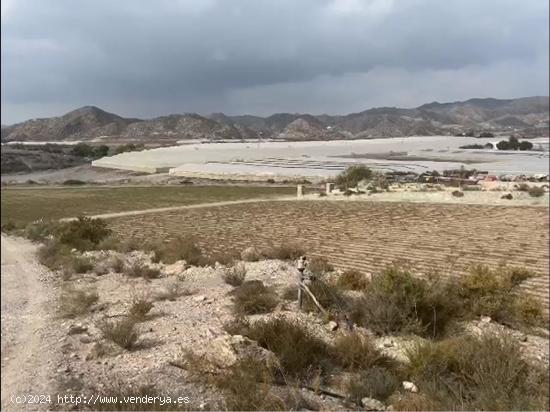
[57,217,111,251]
[405,333,549,411]
[62,179,86,186]
[231,280,279,315]
[335,165,372,189]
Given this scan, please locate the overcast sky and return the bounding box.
[1,0,548,123]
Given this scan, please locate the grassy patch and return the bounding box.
[1,185,295,226]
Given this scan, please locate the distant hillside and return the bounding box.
[2,97,548,143]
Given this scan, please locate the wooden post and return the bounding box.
[298,271,304,309]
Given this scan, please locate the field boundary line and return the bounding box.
[60,196,298,221]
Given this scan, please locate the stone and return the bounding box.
[79,336,93,344]
[480,316,492,323]
[68,324,88,335]
[193,295,207,302]
[361,397,386,410]
[402,381,418,393]
[327,321,338,331]
[193,334,276,369]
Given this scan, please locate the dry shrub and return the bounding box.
[37,240,72,270]
[124,263,162,280]
[110,256,126,273]
[209,250,239,266]
[345,367,400,404]
[128,294,154,321]
[153,280,191,301]
[308,256,334,277]
[391,392,442,411]
[302,279,346,313]
[213,357,310,411]
[98,316,140,350]
[222,262,247,286]
[241,246,261,262]
[349,267,458,338]
[405,333,549,411]
[24,219,60,242]
[517,182,530,191]
[528,186,545,197]
[281,285,298,301]
[451,190,464,197]
[59,284,99,318]
[261,243,305,260]
[231,280,279,315]
[149,235,204,265]
[71,255,94,274]
[459,265,544,327]
[332,332,396,371]
[236,317,332,380]
[336,269,369,291]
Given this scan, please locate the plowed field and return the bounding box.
[109,200,549,310]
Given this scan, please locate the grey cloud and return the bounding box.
[1,0,548,123]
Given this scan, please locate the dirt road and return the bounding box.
[1,235,60,411]
[61,196,297,221]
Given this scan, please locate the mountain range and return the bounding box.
[2,96,548,143]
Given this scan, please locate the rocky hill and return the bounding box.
[2,97,548,143]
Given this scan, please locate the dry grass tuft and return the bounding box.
[98,316,140,350]
[231,280,279,315]
[222,262,247,286]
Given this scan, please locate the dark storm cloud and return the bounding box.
[1,0,548,123]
